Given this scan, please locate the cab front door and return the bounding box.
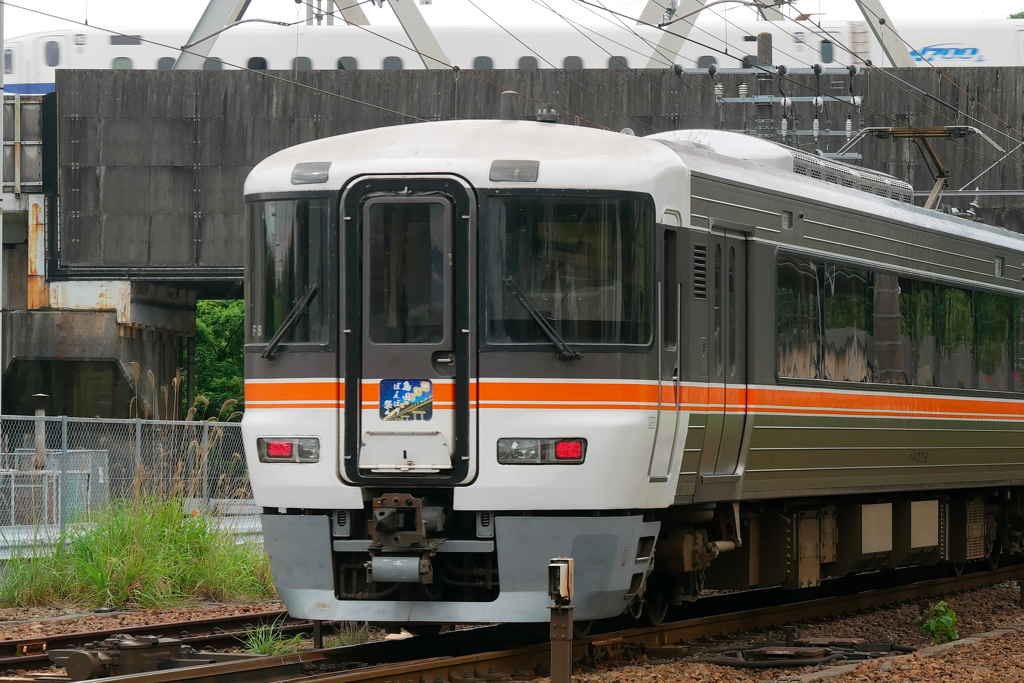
[341,177,476,486]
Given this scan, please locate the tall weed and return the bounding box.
[0,498,275,608]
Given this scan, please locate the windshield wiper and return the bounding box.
[261,284,319,360]
[503,278,582,362]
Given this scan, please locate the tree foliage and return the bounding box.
[187,300,244,420]
[1011,11,1024,18]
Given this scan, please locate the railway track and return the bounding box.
[44,563,1024,683]
[0,610,314,669]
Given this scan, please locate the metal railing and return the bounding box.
[0,415,253,554]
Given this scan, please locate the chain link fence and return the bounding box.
[0,416,252,552]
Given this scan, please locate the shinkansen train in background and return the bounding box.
[242,111,1024,629]
[8,18,1024,93]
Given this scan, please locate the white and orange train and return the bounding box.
[242,119,1024,630]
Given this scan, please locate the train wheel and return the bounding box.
[573,620,594,638]
[643,591,669,627]
[406,623,448,636]
[988,540,1002,570]
[642,575,670,627]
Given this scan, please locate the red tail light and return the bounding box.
[266,440,294,458]
[555,440,584,459]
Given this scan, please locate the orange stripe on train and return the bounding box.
[244,380,1024,419]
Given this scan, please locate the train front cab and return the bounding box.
[243,167,711,624]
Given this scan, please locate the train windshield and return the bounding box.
[246,197,330,346]
[485,194,652,347]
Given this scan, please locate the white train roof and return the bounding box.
[244,119,689,197]
[245,120,1024,254]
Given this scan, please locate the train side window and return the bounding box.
[4,49,13,75]
[112,57,133,69]
[714,244,723,376]
[820,40,834,63]
[608,56,628,69]
[697,56,717,69]
[338,56,358,70]
[473,56,493,69]
[974,290,1018,391]
[293,57,312,70]
[934,285,975,390]
[45,41,60,67]
[203,57,223,70]
[663,231,678,349]
[822,264,875,382]
[157,57,175,70]
[728,245,737,376]
[776,255,821,379]
[519,56,538,69]
[899,277,934,387]
[564,56,583,69]
[248,57,268,70]
[383,56,403,70]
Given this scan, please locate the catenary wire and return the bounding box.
[772,14,1024,175]
[300,0,614,130]
[853,2,1024,140]
[779,12,1023,147]
[530,0,722,127]
[575,0,1019,149]
[0,0,429,121]
[542,0,758,127]
[458,0,650,130]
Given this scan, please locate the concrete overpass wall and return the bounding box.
[54,67,1024,277]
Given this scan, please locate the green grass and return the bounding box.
[238,616,306,655]
[0,497,276,608]
[327,622,371,647]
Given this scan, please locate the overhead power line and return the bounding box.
[0,0,428,121]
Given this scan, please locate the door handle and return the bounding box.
[434,353,455,364]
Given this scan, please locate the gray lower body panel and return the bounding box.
[261,513,660,622]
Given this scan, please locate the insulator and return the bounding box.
[714,82,724,98]
[812,116,820,142]
[852,95,863,107]
[781,96,792,108]
[781,117,788,139]
[845,116,853,141]
[813,95,824,109]
[738,83,748,98]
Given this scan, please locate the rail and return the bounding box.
[41,563,1024,683]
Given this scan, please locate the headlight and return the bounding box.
[497,438,586,465]
[257,437,320,463]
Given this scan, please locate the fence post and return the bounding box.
[201,422,210,513]
[135,417,142,497]
[60,415,68,533]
